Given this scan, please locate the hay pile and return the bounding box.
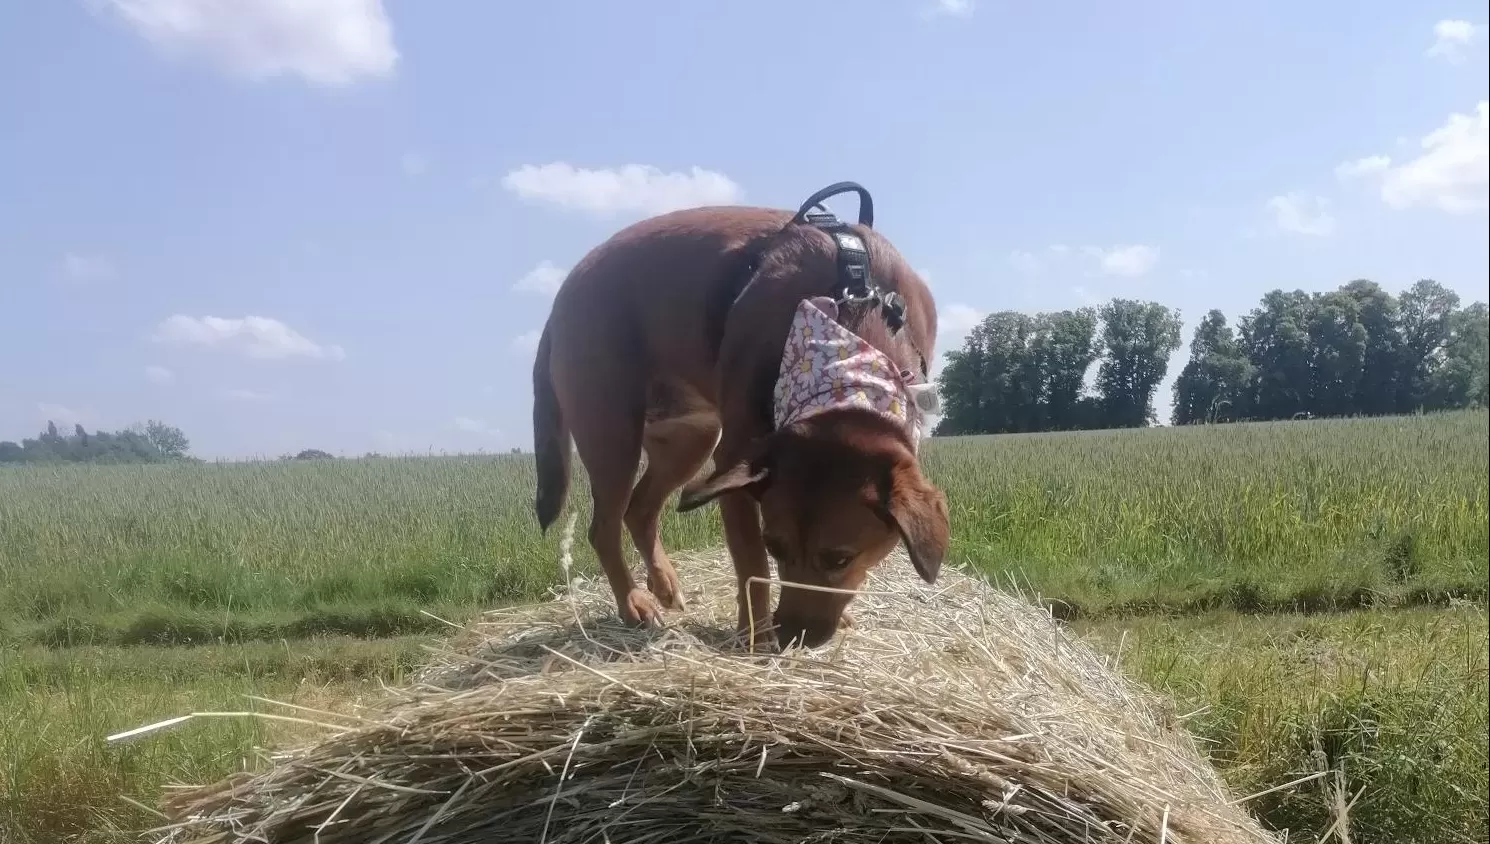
[143,546,1280,844]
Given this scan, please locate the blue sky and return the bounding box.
[2,1,1486,459]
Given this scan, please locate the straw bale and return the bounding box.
[145,547,1281,844]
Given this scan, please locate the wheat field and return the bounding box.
[1,409,1487,843]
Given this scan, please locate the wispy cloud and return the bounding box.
[501,162,743,217]
[1335,100,1489,214]
[511,329,542,358]
[96,0,399,87]
[1085,244,1161,277]
[152,315,346,362]
[36,402,84,428]
[512,260,567,297]
[1266,192,1337,236]
[59,252,115,283]
[1426,19,1486,63]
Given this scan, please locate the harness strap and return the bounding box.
[714,182,931,397]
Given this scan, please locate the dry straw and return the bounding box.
[136,542,1282,844]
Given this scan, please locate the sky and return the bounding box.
[1,1,1487,459]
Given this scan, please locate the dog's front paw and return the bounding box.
[646,563,686,611]
[619,587,665,628]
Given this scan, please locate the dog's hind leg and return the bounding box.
[551,342,660,627]
[626,407,721,611]
[573,416,661,626]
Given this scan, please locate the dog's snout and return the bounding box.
[772,611,836,650]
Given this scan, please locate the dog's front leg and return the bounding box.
[719,490,774,651]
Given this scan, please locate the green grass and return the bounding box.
[2,410,1485,645]
[0,636,426,844]
[1079,606,1488,843]
[1,409,1486,843]
[2,609,1483,844]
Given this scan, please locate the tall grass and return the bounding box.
[1080,606,1489,843]
[2,411,1484,644]
[0,637,424,843]
[929,410,1488,615]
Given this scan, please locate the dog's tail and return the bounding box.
[532,323,571,534]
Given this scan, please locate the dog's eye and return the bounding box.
[819,550,854,570]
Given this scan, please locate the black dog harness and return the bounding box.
[709,180,933,421]
[783,181,909,335]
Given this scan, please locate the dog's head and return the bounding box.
[677,410,949,649]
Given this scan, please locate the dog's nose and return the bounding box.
[772,613,835,649]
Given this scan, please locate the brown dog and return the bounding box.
[531,183,950,650]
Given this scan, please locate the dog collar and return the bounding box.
[773,297,939,449]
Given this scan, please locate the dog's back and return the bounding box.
[532,205,791,532]
[530,197,943,641]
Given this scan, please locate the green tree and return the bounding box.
[1094,298,1183,428]
[1428,301,1490,410]
[144,419,190,459]
[1396,279,1461,412]
[932,325,988,436]
[1172,310,1255,424]
[1240,290,1315,420]
[976,311,1039,434]
[1339,279,1402,416]
[1305,290,1368,417]
[1035,307,1101,430]
[0,420,193,464]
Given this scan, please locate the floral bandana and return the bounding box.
[773,296,939,449]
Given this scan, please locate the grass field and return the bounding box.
[2,409,1487,843]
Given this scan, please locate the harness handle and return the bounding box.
[788,181,875,228]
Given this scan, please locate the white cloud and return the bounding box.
[400,151,428,178]
[1380,101,1489,213]
[152,314,346,361]
[501,162,744,217]
[1266,192,1338,236]
[1004,242,1160,278]
[60,252,115,282]
[938,303,983,339]
[1426,19,1485,62]
[1335,155,1391,181]
[97,0,398,87]
[36,402,84,428]
[924,0,974,17]
[1087,244,1161,277]
[512,260,568,297]
[219,387,274,402]
[1340,102,1489,214]
[452,416,500,436]
[144,364,175,385]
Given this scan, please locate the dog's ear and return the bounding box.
[677,438,775,512]
[878,465,950,584]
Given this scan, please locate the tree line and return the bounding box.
[0,419,192,464]
[933,279,1488,436]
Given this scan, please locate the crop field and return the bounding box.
[1,409,1487,843]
